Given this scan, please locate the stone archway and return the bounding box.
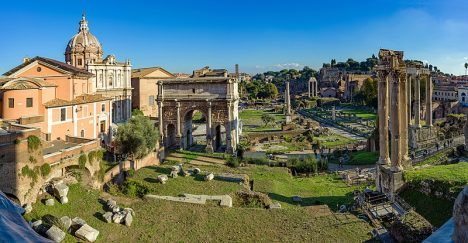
[166,124,177,148]
[156,77,239,155]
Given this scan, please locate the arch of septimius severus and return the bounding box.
[156,76,240,156]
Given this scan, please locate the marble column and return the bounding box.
[226,102,233,153]
[390,72,403,172]
[206,101,213,153]
[308,80,311,97]
[426,75,433,126]
[176,101,181,137]
[158,102,164,142]
[285,81,292,123]
[400,72,409,162]
[407,75,412,126]
[378,73,390,165]
[414,75,421,128]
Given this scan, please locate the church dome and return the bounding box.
[65,15,103,66]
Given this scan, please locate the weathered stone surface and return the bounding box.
[218,195,232,208]
[269,203,282,209]
[157,174,169,184]
[45,225,66,243]
[24,203,32,214]
[60,216,72,231]
[102,212,113,223]
[123,208,135,217]
[59,196,68,204]
[75,224,99,242]
[71,217,86,230]
[169,171,178,178]
[124,212,133,226]
[32,220,48,234]
[45,199,55,206]
[193,168,201,174]
[204,173,214,181]
[171,165,180,173]
[215,173,249,183]
[112,212,125,224]
[106,199,117,208]
[53,183,69,199]
[453,186,468,243]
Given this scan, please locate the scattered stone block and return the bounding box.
[124,212,133,226]
[53,183,69,199]
[71,217,87,230]
[60,216,72,231]
[112,212,125,224]
[102,212,113,223]
[269,203,282,209]
[219,195,233,208]
[75,224,99,242]
[123,208,135,217]
[292,196,302,203]
[45,199,55,206]
[193,168,201,174]
[169,171,178,178]
[31,220,48,234]
[59,196,68,204]
[24,204,32,214]
[204,173,214,181]
[157,174,169,184]
[45,225,66,243]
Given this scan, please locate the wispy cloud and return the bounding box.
[273,63,303,69]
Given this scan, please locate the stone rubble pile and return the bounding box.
[102,199,135,227]
[31,216,99,242]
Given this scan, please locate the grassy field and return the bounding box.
[401,162,468,227]
[240,109,285,132]
[314,134,356,148]
[25,163,373,242]
[347,151,378,165]
[341,109,377,120]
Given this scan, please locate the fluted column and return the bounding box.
[426,75,433,126]
[314,81,318,96]
[400,72,409,163]
[378,72,390,165]
[158,101,164,141]
[407,75,412,126]
[226,101,233,153]
[390,72,403,172]
[414,75,421,128]
[206,101,213,152]
[308,81,311,97]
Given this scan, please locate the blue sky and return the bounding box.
[1,0,468,75]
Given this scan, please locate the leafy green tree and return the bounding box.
[132,109,144,117]
[261,113,275,126]
[115,115,159,160]
[263,83,279,99]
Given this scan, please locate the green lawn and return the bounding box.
[240,109,285,132]
[24,163,373,242]
[401,163,468,227]
[340,109,377,120]
[314,134,356,148]
[347,151,378,165]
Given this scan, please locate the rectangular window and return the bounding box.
[100,121,106,133]
[101,104,105,112]
[8,98,14,108]
[26,98,33,107]
[149,95,155,106]
[60,108,66,121]
[77,58,82,66]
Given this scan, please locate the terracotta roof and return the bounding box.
[132,67,175,79]
[0,77,57,90]
[3,56,94,77]
[44,94,112,108]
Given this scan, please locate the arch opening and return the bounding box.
[183,109,207,151]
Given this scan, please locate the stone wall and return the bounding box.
[103,151,160,184]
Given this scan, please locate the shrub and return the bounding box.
[127,168,135,177]
[79,153,87,169]
[27,135,41,152]
[29,155,37,164]
[21,165,38,182]
[40,164,51,177]
[122,180,150,197]
[226,157,240,168]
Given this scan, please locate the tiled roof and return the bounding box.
[3,56,94,77]
[132,67,175,79]
[0,77,57,90]
[44,94,112,108]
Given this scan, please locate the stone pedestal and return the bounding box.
[376,165,405,201]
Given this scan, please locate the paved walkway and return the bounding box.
[327,163,375,172]
[320,123,367,141]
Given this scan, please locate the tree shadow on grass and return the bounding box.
[144,178,159,183]
[93,212,107,223]
[154,167,171,175]
[268,192,355,211]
